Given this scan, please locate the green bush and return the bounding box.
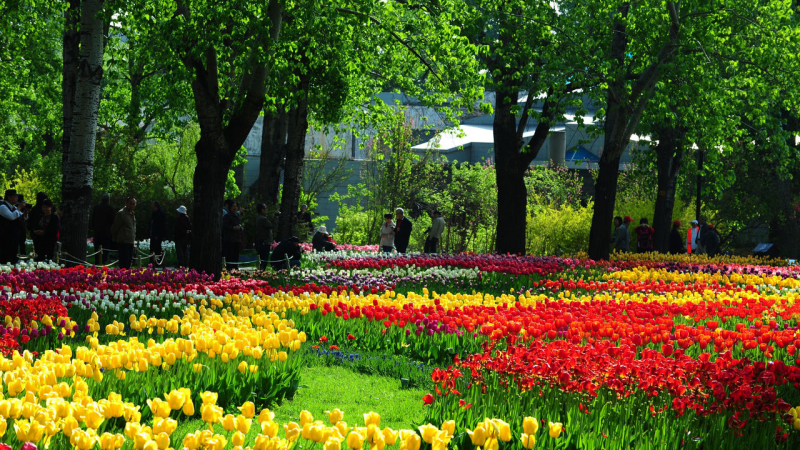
[526,202,593,256]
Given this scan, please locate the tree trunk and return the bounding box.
[190,137,232,276]
[493,88,552,254]
[278,88,311,240]
[257,110,289,205]
[587,153,623,260]
[61,0,80,161]
[61,0,105,261]
[651,125,686,252]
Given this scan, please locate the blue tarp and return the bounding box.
[565,146,600,163]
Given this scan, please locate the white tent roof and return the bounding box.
[412,124,566,152]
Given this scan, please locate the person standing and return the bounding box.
[149,201,167,266]
[380,213,395,253]
[92,194,116,264]
[0,189,26,264]
[222,201,243,270]
[25,192,47,256]
[111,197,137,269]
[611,216,630,253]
[174,206,192,268]
[394,208,413,254]
[270,236,303,271]
[425,210,445,253]
[634,218,655,253]
[32,199,60,261]
[695,217,708,254]
[16,194,31,257]
[669,220,684,254]
[706,225,721,258]
[687,220,699,254]
[255,204,276,268]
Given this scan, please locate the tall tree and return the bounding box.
[456,1,586,255]
[60,0,107,260]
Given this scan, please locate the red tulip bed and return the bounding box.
[1,253,799,449]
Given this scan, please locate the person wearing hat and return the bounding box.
[270,236,303,271]
[174,205,192,268]
[394,208,413,254]
[687,220,699,254]
[695,217,709,254]
[612,216,630,253]
[312,225,336,252]
[424,210,446,254]
[92,193,116,264]
[32,199,60,261]
[0,189,26,264]
[669,220,684,254]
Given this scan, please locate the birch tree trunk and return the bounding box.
[61,0,106,261]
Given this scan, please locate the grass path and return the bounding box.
[172,365,429,445]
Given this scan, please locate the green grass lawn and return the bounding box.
[171,365,429,446]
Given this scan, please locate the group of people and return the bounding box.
[0,189,61,264]
[380,208,445,254]
[612,215,721,257]
[97,195,193,269]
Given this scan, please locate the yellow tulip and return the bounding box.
[285,422,301,442]
[85,407,105,429]
[261,420,280,438]
[165,390,186,410]
[201,391,218,405]
[371,428,386,450]
[441,420,455,437]
[467,425,486,446]
[404,434,421,450]
[325,408,344,424]
[335,421,351,437]
[155,432,171,450]
[238,361,248,373]
[300,410,314,426]
[143,439,159,450]
[258,408,276,424]
[418,424,438,444]
[484,437,499,450]
[520,434,536,449]
[232,431,246,447]
[364,411,381,427]
[201,404,222,424]
[794,418,800,432]
[0,417,5,437]
[183,396,196,416]
[222,414,238,432]
[325,437,343,450]
[492,419,511,442]
[124,422,142,440]
[548,422,563,439]
[70,428,97,450]
[382,427,398,446]
[523,417,539,435]
[239,401,256,419]
[100,432,126,450]
[347,431,365,450]
[236,414,252,434]
[432,432,450,450]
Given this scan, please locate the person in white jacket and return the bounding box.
[380,213,395,253]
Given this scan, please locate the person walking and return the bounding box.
[312,226,336,252]
[92,194,115,264]
[222,201,243,270]
[687,220,699,254]
[634,218,655,253]
[424,210,445,253]
[32,199,60,261]
[611,216,631,253]
[255,204,276,269]
[380,213,395,253]
[111,197,137,269]
[0,189,26,264]
[149,201,167,267]
[174,206,192,268]
[669,220,684,254]
[394,208,413,254]
[271,236,303,271]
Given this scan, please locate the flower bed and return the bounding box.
[0,253,799,449]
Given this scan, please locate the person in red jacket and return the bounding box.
[634,218,655,253]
